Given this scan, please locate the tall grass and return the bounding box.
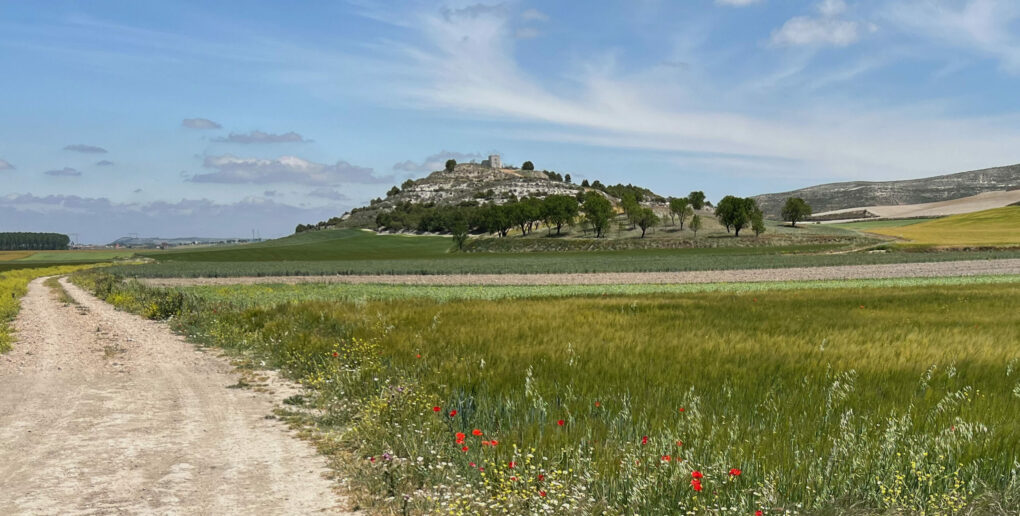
[75,269,1020,513]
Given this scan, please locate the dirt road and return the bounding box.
[140,258,1020,287]
[0,278,351,515]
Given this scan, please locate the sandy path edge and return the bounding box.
[139,258,1020,287]
[0,277,355,515]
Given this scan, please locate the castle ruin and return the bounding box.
[480,154,502,169]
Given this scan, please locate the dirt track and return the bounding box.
[0,278,352,515]
[140,258,1020,287]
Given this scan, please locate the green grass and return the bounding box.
[110,247,1020,277]
[179,274,1020,304]
[870,207,1020,247]
[15,250,135,262]
[76,268,1020,513]
[140,229,453,262]
[831,218,937,230]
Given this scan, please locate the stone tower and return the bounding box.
[487,154,502,169]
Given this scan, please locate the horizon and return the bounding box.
[3,1,1020,243]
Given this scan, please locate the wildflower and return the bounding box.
[641,435,648,445]
[416,354,421,358]
[456,432,466,444]
[331,352,339,357]
[509,461,516,469]
[382,453,392,461]
[594,401,601,407]
[510,476,517,482]
[557,419,565,426]
[679,407,685,412]
[469,462,476,467]
[449,410,457,417]
[481,440,490,446]
[756,512,763,516]
[539,490,547,497]
[432,406,441,413]
[662,455,671,462]
[472,429,483,436]
[729,468,742,477]
[489,440,499,447]
[676,440,683,447]
[691,479,703,491]
[692,470,703,479]
[369,456,375,463]
[461,446,469,452]
[537,474,545,482]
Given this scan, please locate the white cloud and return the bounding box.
[192,155,388,185]
[393,150,483,173]
[0,159,14,171]
[213,130,309,144]
[45,167,82,177]
[307,187,349,200]
[770,16,862,47]
[181,118,222,129]
[63,144,108,153]
[883,0,1020,73]
[515,27,541,39]
[817,0,846,17]
[521,8,549,21]
[715,0,762,6]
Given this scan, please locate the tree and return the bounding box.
[581,179,590,188]
[688,191,706,210]
[522,161,535,171]
[564,173,571,183]
[751,209,766,237]
[620,193,640,229]
[387,185,400,197]
[635,208,660,238]
[401,179,415,189]
[781,197,812,227]
[445,159,457,172]
[715,195,761,237]
[582,191,613,238]
[451,218,469,250]
[689,214,702,238]
[542,195,579,235]
[669,197,689,227]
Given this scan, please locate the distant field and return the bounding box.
[831,218,936,230]
[0,251,35,261]
[15,250,135,262]
[869,207,1020,246]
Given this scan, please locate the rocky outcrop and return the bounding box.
[753,164,1020,218]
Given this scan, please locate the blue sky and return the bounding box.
[2,0,1019,243]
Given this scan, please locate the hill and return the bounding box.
[753,164,1020,218]
[812,190,1020,221]
[865,206,1020,247]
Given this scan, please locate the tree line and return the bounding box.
[0,232,71,250]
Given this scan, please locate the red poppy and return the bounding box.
[455,432,466,444]
[416,354,421,358]
[729,468,742,477]
[472,429,483,436]
[641,435,649,445]
[755,512,763,516]
[510,476,517,482]
[539,490,547,497]
[432,406,441,413]
[369,456,375,463]
[691,470,703,479]
[557,419,565,426]
[679,407,685,412]
[661,455,671,462]
[331,352,339,357]
[594,401,601,407]
[449,410,457,417]
[481,440,490,446]
[469,462,476,467]
[691,479,703,491]
[537,474,545,481]
[461,446,468,452]
[676,440,683,447]
[509,461,516,469]
[489,440,499,447]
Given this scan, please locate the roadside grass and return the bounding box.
[73,268,1020,514]
[43,276,78,305]
[869,207,1020,247]
[0,265,95,353]
[177,274,1020,304]
[108,248,1020,277]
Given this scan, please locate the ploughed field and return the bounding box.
[76,269,1020,514]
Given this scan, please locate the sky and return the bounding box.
[2,0,1020,243]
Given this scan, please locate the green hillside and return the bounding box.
[869,206,1020,246]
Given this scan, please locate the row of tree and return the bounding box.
[0,232,70,250]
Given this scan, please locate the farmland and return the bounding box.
[868,207,1020,247]
[73,269,1020,514]
[0,265,95,352]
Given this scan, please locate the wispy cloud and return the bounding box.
[0,159,14,171]
[212,130,309,144]
[715,0,763,6]
[63,144,107,153]
[191,154,389,185]
[181,117,222,129]
[392,150,483,173]
[45,167,82,177]
[521,8,548,22]
[770,0,871,47]
[307,187,349,201]
[95,160,115,166]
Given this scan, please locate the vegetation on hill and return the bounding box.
[0,232,70,250]
[1,264,95,352]
[74,270,1020,514]
[867,206,1020,247]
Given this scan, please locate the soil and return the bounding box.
[0,277,354,515]
[141,258,1020,287]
